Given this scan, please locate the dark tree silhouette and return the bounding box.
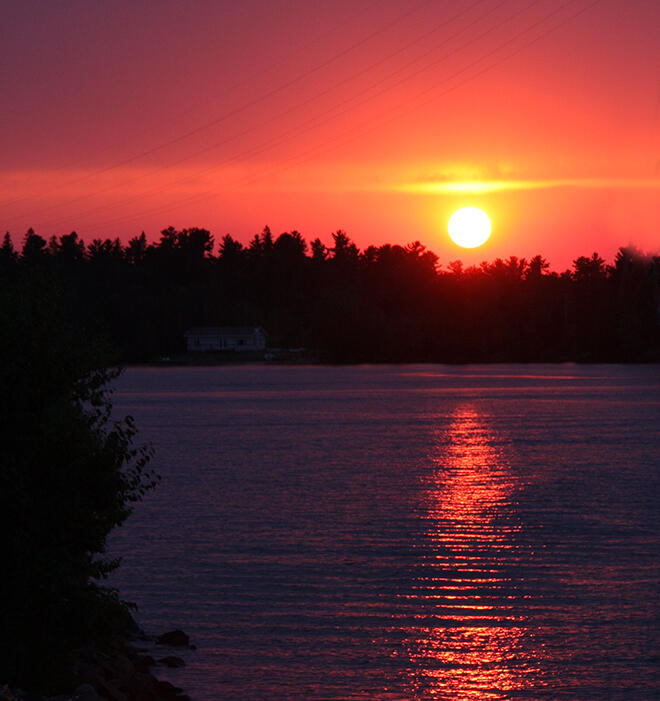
[1,227,658,363]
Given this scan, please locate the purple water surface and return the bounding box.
[108,364,660,700]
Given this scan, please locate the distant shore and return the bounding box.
[129,353,660,367]
[133,349,321,366]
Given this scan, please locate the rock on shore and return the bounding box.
[69,639,191,701]
[1,628,193,701]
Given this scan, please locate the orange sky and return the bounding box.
[1,0,658,270]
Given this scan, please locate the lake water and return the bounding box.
[109,365,660,700]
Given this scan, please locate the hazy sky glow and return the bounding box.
[2,0,658,268]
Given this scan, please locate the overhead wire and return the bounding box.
[0,0,431,211]
[81,0,602,235]
[27,0,501,229]
[68,0,569,232]
[14,0,603,237]
[245,0,603,186]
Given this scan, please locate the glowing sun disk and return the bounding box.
[448,207,491,248]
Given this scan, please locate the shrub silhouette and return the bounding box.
[0,269,157,693]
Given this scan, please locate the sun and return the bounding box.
[448,207,491,248]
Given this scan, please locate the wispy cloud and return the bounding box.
[389,178,660,194]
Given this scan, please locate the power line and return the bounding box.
[0,0,432,212]
[258,0,598,182]
[4,0,385,177]
[27,0,500,229]
[80,0,601,236]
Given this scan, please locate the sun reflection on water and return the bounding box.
[403,406,540,698]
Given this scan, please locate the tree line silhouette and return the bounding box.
[2,226,658,362]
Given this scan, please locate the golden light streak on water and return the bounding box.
[404,406,541,698]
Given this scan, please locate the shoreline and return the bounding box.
[126,356,660,367]
[1,624,193,701]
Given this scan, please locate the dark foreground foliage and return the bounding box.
[1,226,659,362]
[0,267,157,693]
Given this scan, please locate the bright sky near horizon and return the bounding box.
[1,0,658,269]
